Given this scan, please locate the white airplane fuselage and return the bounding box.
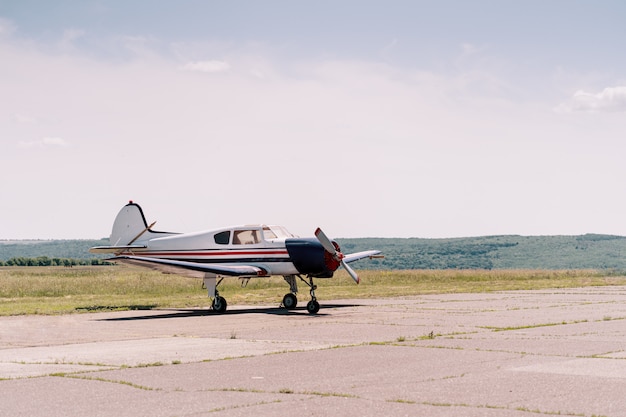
[120,225,307,277]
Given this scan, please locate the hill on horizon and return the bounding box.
[2,234,626,270]
[340,233,626,270]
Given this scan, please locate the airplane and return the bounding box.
[90,201,382,314]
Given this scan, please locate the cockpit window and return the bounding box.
[275,226,295,237]
[233,229,260,245]
[262,226,277,240]
[263,225,295,240]
[214,231,230,245]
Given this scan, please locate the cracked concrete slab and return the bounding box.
[1,286,625,416]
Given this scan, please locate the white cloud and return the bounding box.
[557,86,626,113]
[0,17,17,37]
[18,137,70,148]
[13,113,37,124]
[181,60,230,73]
[58,28,85,51]
[115,35,161,59]
[460,42,482,58]
[42,137,69,147]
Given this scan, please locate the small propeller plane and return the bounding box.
[90,201,382,314]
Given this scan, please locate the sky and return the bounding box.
[1,1,626,240]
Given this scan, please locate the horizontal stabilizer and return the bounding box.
[89,245,148,254]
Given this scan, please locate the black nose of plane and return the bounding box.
[285,237,339,278]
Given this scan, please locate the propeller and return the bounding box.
[315,227,360,284]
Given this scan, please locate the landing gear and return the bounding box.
[204,276,228,313]
[282,274,322,314]
[282,275,298,310]
[306,299,320,314]
[305,276,320,314]
[212,295,227,313]
[282,293,298,310]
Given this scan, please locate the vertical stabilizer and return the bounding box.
[110,201,157,246]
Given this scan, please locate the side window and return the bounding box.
[233,230,260,245]
[214,231,230,245]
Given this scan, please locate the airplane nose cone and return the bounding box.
[285,238,337,277]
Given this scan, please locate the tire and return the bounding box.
[212,296,227,313]
[282,293,298,310]
[306,300,320,314]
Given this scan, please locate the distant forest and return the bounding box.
[0,239,109,266]
[2,234,626,269]
[340,234,626,270]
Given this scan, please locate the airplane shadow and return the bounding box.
[97,303,363,321]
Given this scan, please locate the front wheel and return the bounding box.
[212,296,228,313]
[306,300,320,314]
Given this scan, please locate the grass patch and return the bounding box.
[1,265,625,316]
[482,319,589,332]
[62,374,157,391]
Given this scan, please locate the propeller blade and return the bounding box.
[316,227,359,283]
[342,260,360,284]
[315,227,337,255]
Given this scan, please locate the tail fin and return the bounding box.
[90,201,179,254]
[110,201,154,246]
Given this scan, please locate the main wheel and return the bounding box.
[282,293,298,310]
[212,296,227,313]
[306,300,320,314]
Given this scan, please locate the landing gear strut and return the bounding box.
[204,276,228,313]
[282,275,298,310]
[305,275,320,314]
[281,275,321,314]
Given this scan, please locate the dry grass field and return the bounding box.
[1,265,626,315]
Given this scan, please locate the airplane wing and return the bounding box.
[110,255,268,279]
[343,250,383,263]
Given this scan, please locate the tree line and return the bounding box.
[0,256,112,267]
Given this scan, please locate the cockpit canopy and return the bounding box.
[213,225,295,246]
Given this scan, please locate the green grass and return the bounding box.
[1,265,625,316]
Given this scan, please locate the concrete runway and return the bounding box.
[1,286,626,416]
